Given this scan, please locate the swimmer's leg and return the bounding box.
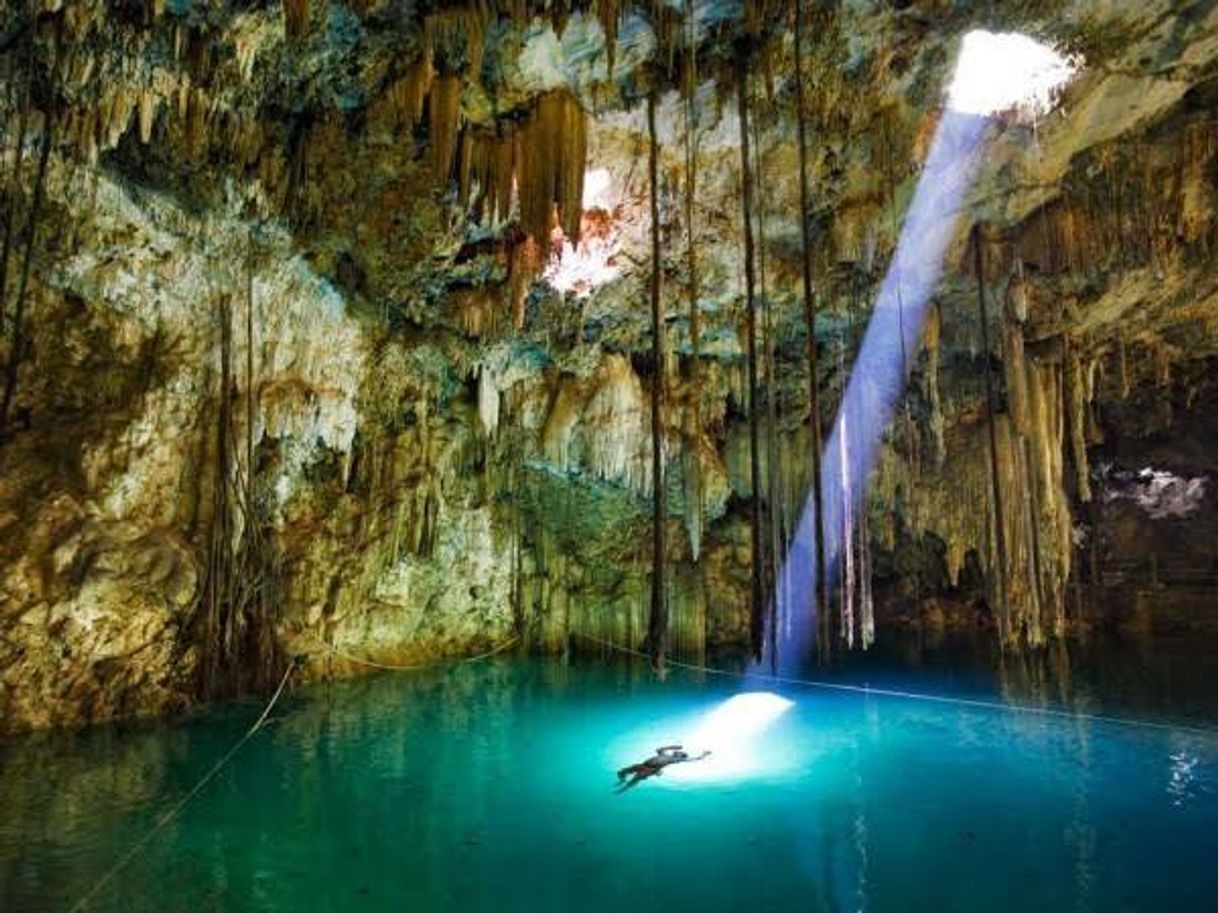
[617,763,648,781]
[616,773,644,794]
[615,766,657,794]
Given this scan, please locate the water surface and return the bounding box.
[1,652,1215,913]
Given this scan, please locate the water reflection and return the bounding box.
[810,629,1218,725]
[0,652,1214,913]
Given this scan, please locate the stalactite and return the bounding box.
[598,0,620,74]
[429,75,461,183]
[515,120,555,247]
[413,85,584,257]
[1040,362,1070,638]
[388,51,434,132]
[478,364,500,436]
[508,237,541,329]
[1154,342,1173,427]
[457,130,475,207]
[1084,358,1101,443]
[858,484,874,649]
[137,87,157,144]
[461,128,512,227]
[185,86,207,163]
[736,52,765,660]
[974,225,1011,641]
[102,82,136,151]
[513,90,586,244]
[646,89,668,673]
[743,0,776,40]
[284,0,309,42]
[425,9,487,85]
[555,96,587,244]
[996,343,1073,646]
[922,303,946,469]
[1016,435,1045,646]
[385,23,586,247]
[394,77,587,322]
[1066,344,1092,503]
[490,132,515,227]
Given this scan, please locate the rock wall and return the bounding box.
[3,1,1218,730]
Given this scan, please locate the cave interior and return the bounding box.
[1,2,1217,911]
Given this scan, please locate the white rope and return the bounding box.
[70,633,518,908]
[69,662,296,912]
[306,632,518,671]
[574,632,1218,740]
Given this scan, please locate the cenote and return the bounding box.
[5,2,1218,911]
[3,641,1218,913]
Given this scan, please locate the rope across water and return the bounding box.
[306,631,518,671]
[69,663,296,912]
[573,631,1218,740]
[68,629,1213,908]
[70,633,518,910]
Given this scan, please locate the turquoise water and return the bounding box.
[2,655,1216,913]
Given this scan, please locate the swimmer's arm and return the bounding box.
[655,744,682,755]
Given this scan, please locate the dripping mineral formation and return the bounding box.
[2,1,1218,731]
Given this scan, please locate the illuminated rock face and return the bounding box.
[2,1,1218,728]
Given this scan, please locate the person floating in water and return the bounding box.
[616,744,711,792]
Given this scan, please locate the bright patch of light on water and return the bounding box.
[647,691,799,788]
[1168,751,1201,808]
[5,660,1218,912]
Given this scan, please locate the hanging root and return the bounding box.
[283,0,310,41]
[646,88,668,673]
[193,292,286,702]
[736,50,766,660]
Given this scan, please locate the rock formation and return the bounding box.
[2,0,1217,730]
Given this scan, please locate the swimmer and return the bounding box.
[616,744,711,792]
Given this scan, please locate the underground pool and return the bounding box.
[2,652,1215,913]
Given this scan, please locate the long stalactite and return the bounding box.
[283,0,309,41]
[974,224,1011,643]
